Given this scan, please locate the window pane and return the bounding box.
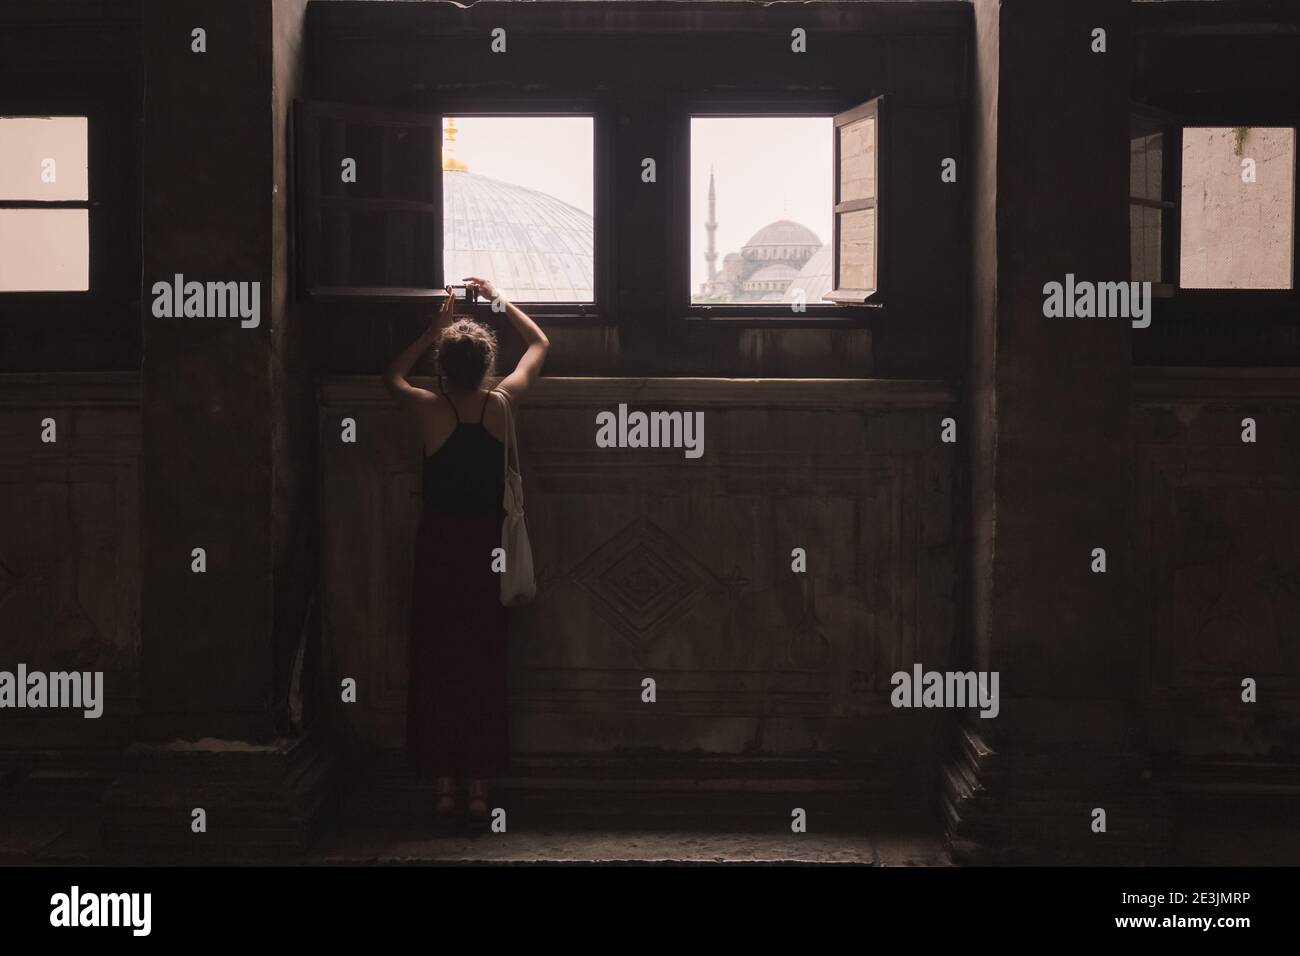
[838,207,876,292]
[317,118,435,202]
[839,115,876,203]
[0,208,89,291]
[691,116,832,304]
[0,116,88,201]
[1180,126,1295,290]
[441,116,594,303]
[318,207,438,288]
[1129,130,1162,202]
[1130,204,1162,284]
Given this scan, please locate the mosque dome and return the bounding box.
[740,219,823,261]
[781,244,833,305]
[743,261,800,292]
[443,170,594,303]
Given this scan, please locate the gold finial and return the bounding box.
[442,116,468,173]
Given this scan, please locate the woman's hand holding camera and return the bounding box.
[463,276,499,304]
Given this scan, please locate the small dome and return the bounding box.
[746,262,799,283]
[741,219,823,253]
[781,244,832,304]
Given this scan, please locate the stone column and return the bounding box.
[950,0,1167,863]
[102,0,331,862]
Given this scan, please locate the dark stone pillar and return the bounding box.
[949,0,1168,863]
[102,0,332,861]
[137,0,274,742]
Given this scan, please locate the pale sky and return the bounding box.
[691,117,833,292]
[444,116,594,214]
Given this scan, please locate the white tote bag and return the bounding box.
[496,389,537,605]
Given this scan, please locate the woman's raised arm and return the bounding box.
[382,291,455,407]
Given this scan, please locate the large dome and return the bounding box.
[741,219,823,259]
[443,171,594,302]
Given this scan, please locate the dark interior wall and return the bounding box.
[0,0,321,743]
[1134,368,1300,769]
[320,375,958,799]
[0,1,146,751]
[1132,0,1300,366]
[301,0,970,381]
[0,0,143,372]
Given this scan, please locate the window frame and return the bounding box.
[669,96,880,326]
[1129,104,1180,299]
[0,102,110,302]
[828,95,884,306]
[431,98,612,320]
[1134,101,1299,321]
[295,96,612,320]
[294,99,445,305]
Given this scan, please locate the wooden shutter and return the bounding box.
[827,96,882,304]
[1130,104,1180,297]
[294,100,444,302]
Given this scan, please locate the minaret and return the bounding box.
[704,166,718,284]
[442,116,468,173]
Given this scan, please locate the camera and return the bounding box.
[447,283,479,304]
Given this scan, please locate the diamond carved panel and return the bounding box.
[573,518,721,645]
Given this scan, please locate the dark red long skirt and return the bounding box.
[406,506,509,779]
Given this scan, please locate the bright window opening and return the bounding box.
[441,115,594,303]
[690,116,833,305]
[1179,126,1295,290]
[0,116,90,292]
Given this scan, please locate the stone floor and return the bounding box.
[308,826,952,865]
[1,806,949,865]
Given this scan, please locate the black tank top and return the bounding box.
[422,382,506,515]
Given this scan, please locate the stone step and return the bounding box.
[340,753,931,831]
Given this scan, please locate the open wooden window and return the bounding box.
[1129,105,1179,297]
[827,96,882,305]
[294,100,443,302]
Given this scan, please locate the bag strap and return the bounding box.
[496,388,522,494]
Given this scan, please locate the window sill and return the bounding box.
[677,310,877,328]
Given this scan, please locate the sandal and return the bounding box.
[466,779,490,831]
[434,776,457,827]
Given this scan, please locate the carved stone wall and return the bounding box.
[319,377,958,771]
[1135,368,1300,761]
[0,373,141,746]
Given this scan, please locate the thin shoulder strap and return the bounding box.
[478,388,493,424]
[436,376,461,424]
